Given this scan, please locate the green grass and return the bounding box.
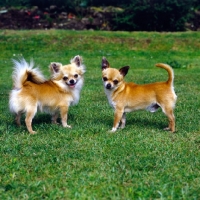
[0,30,200,199]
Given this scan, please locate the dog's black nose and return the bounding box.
[106,83,111,89]
[69,79,75,84]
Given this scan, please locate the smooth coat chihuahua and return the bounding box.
[101,57,177,133]
[9,55,85,134]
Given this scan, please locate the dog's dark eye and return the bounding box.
[103,77,108,81]
[113,80,119,85]
[63,76,68,81]
[74,74,78,78]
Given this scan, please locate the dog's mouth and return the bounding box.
[65,79,77,88]
[62,76,78,88]
[67,82,76,88]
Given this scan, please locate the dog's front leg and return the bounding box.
[119,112,126,129]
[60,106,71,128]
[111,108,124,132]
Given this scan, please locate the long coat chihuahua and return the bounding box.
[9,55,85,134]
[101,57,177,133]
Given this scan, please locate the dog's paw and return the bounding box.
[30,131,37,134]
[109,127,117,133]
[163,127,170,131]
[164,127,176,133]
[52,121,59,125]
[65,124,72,129]
[119,124,125,129]
[62,123,72,128]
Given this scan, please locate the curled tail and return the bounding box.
[12,58,46,89]
[155,63,174,86]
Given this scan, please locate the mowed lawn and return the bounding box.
[0,30,200,199]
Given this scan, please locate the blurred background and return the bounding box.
[0,0,200,31]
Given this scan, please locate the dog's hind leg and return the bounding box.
[25,107,37,134]
[161,105,175,133]
[51,112,59,124]
[165,112,175,133]
[15,111,22,126]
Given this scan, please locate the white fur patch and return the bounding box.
[104,88,116,108]
[12,58,46,89]
[9,89,22,113]
[71,78,84,105]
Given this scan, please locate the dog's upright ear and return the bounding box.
[102,57,110,70]
[71,55,82,67]
[49,62,62,74]
[119,66,130,77]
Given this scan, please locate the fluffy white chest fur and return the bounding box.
[70,78,84,105]
[104,88,116,109]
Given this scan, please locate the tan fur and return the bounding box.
[9,56,85,134]
[101,57,177,133]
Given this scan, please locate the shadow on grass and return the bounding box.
[87,111,167,132]
[128,116,167,131]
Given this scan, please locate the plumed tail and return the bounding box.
[12,58,46,89]
[155,63,174,86]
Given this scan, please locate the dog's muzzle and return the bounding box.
[67,79,77,88]
[106,83,112,89]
